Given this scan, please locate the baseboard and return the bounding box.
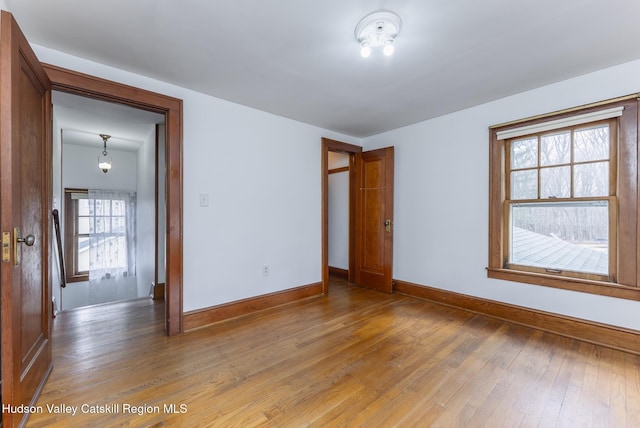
[394,279,640,355]
[328,266,348,280]
[184,282,323,331]
[153,282,165,300]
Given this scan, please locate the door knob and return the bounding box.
[13,227,35,265]
[17,234,36,246]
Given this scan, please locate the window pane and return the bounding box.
[511,170,537,199]
[77,237,90,272]
[540,166,570,198]
[93,199,101,216]
[104,217,112,233]
[78,216,91,234]
[510,201,608,275]
[90,236,127,269]
[78,199,91,216]
[511,137,538,169]
[112,200,125,216]
[95,217,105,233]
[94,199,111,216]
[574,161,609,197]
[574,125,609,162]
[112,216,125,233]
[540,132,570,166]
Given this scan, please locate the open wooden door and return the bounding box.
[354,147,394,293]
[0,11,53,428]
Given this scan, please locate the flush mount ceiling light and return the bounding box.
[355,10,402,58]
[98,133,112,173]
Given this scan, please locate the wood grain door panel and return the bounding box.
[1,11,53,428]
[355,147,394,293]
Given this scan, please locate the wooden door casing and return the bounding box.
[0,10,53,428]
[41,64,184,336]
[321,138,362,292]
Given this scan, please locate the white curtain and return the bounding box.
[88,189,137,304]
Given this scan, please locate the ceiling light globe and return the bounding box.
[383,42,394,56]
[98,155,112,173]
[99,162,112,173]
[360,43,372,58]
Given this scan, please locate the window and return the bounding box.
[507,121,615,281]
[488,97,640,300]
[64,189,134,283]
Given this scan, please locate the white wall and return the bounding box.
[363,58,640,331]
[328,152,349,270]
[136,127,157,298]
[63,143,138,192]
[31,44,360,313]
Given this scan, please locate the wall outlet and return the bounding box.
[199,193,209,207]
[262,265,270,277]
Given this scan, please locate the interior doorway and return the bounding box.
[327,151,350,281]
[321,138,361,292]
[43,63,183,335]
[52,91,165,311]
[321,137,395,294]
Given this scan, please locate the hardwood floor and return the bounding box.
[28,278,640,427]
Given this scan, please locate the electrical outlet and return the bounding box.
[199,193,209,207]
[262,265,270,277]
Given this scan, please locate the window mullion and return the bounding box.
[537,136,541,199]
[570,128,575,198]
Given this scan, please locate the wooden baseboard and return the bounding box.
[153,282,165,300]
[184,282,323,331]
[394,279,640,355]
[328,266,348,280]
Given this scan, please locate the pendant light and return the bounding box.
[98,133,112,173]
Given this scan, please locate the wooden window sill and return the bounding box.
[487,267,640,301]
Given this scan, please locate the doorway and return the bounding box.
[327,151,350,281]
[321,138,360,292]
[321,137,395,294]
[53,92,165,311]
[43,63,183,335]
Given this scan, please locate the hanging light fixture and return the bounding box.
[355,10,402,58]
[98,133,112,173]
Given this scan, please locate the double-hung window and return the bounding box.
[64,189,132,283]
[506,120,616,281]
[489,98,640,300]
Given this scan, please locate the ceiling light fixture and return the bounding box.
[355,10,402,58]
[98,133,112,173]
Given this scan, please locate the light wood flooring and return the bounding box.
[28,278,640,427]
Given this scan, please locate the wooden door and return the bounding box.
[0,11,53,428]
[354,147,394,293]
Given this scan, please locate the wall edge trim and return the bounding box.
[394,279,640,355]
[183,282,323,331]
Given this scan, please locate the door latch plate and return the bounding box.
[2,231,10,263]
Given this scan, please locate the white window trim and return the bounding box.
[496,106,624,141]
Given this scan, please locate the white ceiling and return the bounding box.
[7,0,640,138]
